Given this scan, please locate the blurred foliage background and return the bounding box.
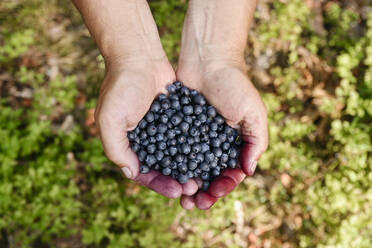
[0,0,371,247]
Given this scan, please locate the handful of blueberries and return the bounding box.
[127,81,242,191]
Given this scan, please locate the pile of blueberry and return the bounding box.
[127,81,242,191]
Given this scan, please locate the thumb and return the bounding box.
[240,112,268,176]
[98,116,140,179]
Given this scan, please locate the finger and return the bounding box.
[135,170,183,198]
[208,168,246,198]
[180,195,195,210]
[240,111,268,176]
[182,179,199,196]
[195,192,218,210]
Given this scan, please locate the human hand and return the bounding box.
[177,60,268,209]
[95,58,199,198]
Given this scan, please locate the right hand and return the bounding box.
[95,58,199,198]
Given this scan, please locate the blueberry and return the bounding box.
[155,133,165,142]
[171,170,179,179]
[183,105,193,115]
[227,135,235,143]
[220,163,228,169]
[207,106,217,118]
[173,81,182,89]
[190,89,198,96]
[138,150,147,162]
[211,168,220,177]
[177,173,189,184]
[145,112,155,123]
[187,171,194,178]
[131,143,140,153]
[160,114,168,124]
[175,154,185,163]
[157,141,166,150]
[210,160,218,168]
[213,147,223,157]
[155,150,164,161]
[205,151,215,162]
[147,144,156,154]
[170,114,181,126]
[167,84,177,93]
[180,87,190,96]
[178,162,188,173]
[209,130,218,138]
[167,139,177,146]
[145,155,157,166]
[174,127,182,135]
[214,115,224,125]
[192,95,206,105]
[201,171,210,181]
[221,142,230,151]
[142,139,149,146]
[154,164,160,170]
[211,138,221,147]
[134,137,140,144]
[165,109,175,117]
[188,159,198,170]
[171,100,181,110]
[166,129,176,139]
[139,119,148,129]
[192,143,201,153]
[140,165,150,174]
[220,153,229,163]
[169,94,179,101]
[229,147,238,158]
[158,93,167,101]
[140,132,148,140]
[181,143,191,154]
[168,146,177,156]
[219,133,227,143]
[161,99,170,110]
[171,161,178,170]
[202,181,210,191]
[177,135,186,144]
[201,142,209,153]
[210,122,218,131]
[200,162,210,172]
[162,167,172,176]
[193,119,202,127]
[128,131,136,141]
[187,137,195,145]
[189,127,199,137]
[156,124,167,134]
[146,125,157,136]
[134,127,141,135]
[196,153,204,163]
[149,136,156,144]
[179,122,190,133]
[200,133,209,142]
[180,96,190,105]
[200,124,209,134]
[198,114,207,123]
[194,105,203,115]
[227,159,237,168]
[164,149,169,156]
[194,168,202,177]
[223,126,233,135]
[161,156,171,167]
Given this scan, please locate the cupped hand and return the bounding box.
[95,58,198,198]
[176,60,268,209]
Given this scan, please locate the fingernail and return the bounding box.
[122,167,133,179]
[248,161,257,176]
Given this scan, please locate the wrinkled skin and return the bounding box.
[176,60,268,209]
[95,58,199,198]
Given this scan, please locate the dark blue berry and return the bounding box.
[179,122,190,133]
[194,168,202,177]
[140,132,148,140]
[173,81,182,89]
[147,144,156,154]
[199,114,207,123]
[188,159,198,170]
[140,165,150,174]
[128,131,136,141]
[213,147,223,157]
[157,141,166,150]
[145,155,157,166]
[131,143,140,153]
[160,114,168,124]
[200,124,209,134]
[183,105,193,115]
[177,162,188,173]
[210,160,218,168]
[222,142,230,151]
[189,127,199,137]
[210,122,218,131]
[194,105,203,115]
[201,142,209,153]
[200,162,210,172]
[166,129,176,139]
[209,130,218,138]
[146,125,157,136]
[188,152,197,160]
[214,115,224,125]
[138,150,147,162]
[170,114,182,126]
[180,87,190,96]
[155,133,165,142]
[187,137,195,145]
[149,136,156,143]
[167,84,177,93]
[211,138,221,147]
[169,146,178,156]
[190,89,198,96]
[158,93,167,101]
[171,170,179,179]
[192,95,206,105]
[145,112,155,123]
[161,156,171,167]
[162,167,172,176]
[205,151,215,162]
[181,143,191,154]
[192,143,201,153]
[175,154,184,163]
[155,151,164,161]
[229,147,238,158]
[177,173,189,184]
[193,119,202,127]
[180,96,190,105]
[187,171,194,178]
[207,106,217,118]
[219,133,227,143]
[139,119,147,129]
[134,127,140,134]
[161,99,170,110]
[196,153,204,163]
[201,172,210,181]
[177,135,186,144]
[167,139,177,146]
[220,154,229,163]
[171,161,178,170]
[202,181,210,191]
[165,109,175,117]
[211,168,220,177]
[227,159,237,168]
